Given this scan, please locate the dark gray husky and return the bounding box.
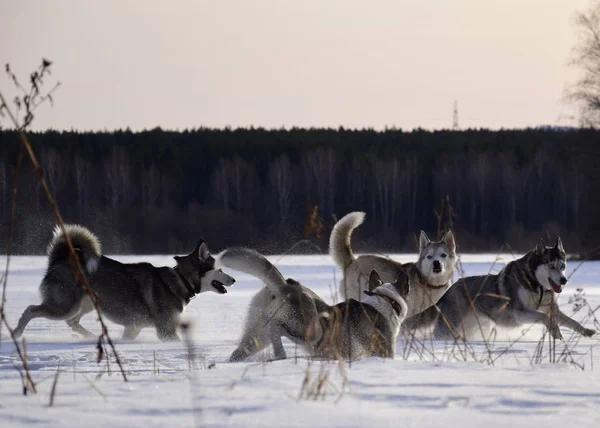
[217,247,410,362]
[402,238,596,341]
[13,225,235,341]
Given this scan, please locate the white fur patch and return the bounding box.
[86,257,100,274]
[362,283,408,335]
[534,259,567,293]
[417,242,456,286]
[534,265,552,291]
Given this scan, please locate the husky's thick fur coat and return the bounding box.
[14,225,236,341]
[329,211,457,318]
[402,238,596,341]
[217,247,410,362]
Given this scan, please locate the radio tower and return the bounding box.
[452,100,459,130]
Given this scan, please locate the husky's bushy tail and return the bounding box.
[216,248,287,295]
[47,224,102,274]
[329,211,365,269]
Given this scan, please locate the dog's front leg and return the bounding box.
[554,308,595,337]
[270,327,287,360]
[515,309,563,340]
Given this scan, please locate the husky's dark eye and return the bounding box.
[427,255,432,260]
[441,253,447,258]
[560,263,566,270]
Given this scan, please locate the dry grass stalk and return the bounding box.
[0,59,128,383]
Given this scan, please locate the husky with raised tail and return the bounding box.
[329,211,457,318]
[13,225,235,341]
[402,238,596,341]
[216,247,410,362]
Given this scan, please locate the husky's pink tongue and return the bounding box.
[549,278,562,293]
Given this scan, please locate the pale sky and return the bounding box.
[0,0,593,131]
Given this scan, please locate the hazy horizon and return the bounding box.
[1,0,593,131]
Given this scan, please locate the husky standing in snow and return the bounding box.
[402,238,596,341]
[13,225,236,341]
[217,247,410,362]
[329,211,457,318]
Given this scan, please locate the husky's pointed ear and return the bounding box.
[555,237,565,254]
[442,229,456,253]
[394,272,410,297]
[419,231,431,252]
[536,238,546,255]
[368,270,383,292]
[197,240,210,262]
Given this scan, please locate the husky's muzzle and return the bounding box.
[212,280,228,294]
[548,276,567,294]
[210,270,236,294]
[432,260,442,274]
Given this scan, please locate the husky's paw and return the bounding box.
[582,328,596,337]
[268,354,287,362]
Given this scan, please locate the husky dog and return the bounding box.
[216,248,410,362]
[329,211,457,318]
[13,225,236,341]
[402,238,596,341]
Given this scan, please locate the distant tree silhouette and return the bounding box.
[0,127,598,255]
[568,1,600,127]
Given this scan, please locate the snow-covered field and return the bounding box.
[1,254,600,427]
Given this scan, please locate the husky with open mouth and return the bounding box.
[13,224,235,341]
[402,238,596,341]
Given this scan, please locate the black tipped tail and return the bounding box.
[47,224,102,274]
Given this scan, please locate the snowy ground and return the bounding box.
[1,254,600,427]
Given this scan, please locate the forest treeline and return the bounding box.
[0,127,599,256]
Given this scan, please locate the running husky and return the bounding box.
[402,238,596,341]
[216,247,410,362]
[330,211,457,318]
[13,225,236,341]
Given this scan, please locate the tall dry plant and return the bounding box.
[0,59,128,388]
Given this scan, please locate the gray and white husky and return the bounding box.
[329,211,457,318]
[402,238,596,341]
[13,224,236,341]
[216,247,410,362]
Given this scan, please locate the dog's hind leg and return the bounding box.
[270,328,287,361]
[66,297,95,338]
[66,314,95,338]
[122,325,142,340]
[13,303,80,338]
